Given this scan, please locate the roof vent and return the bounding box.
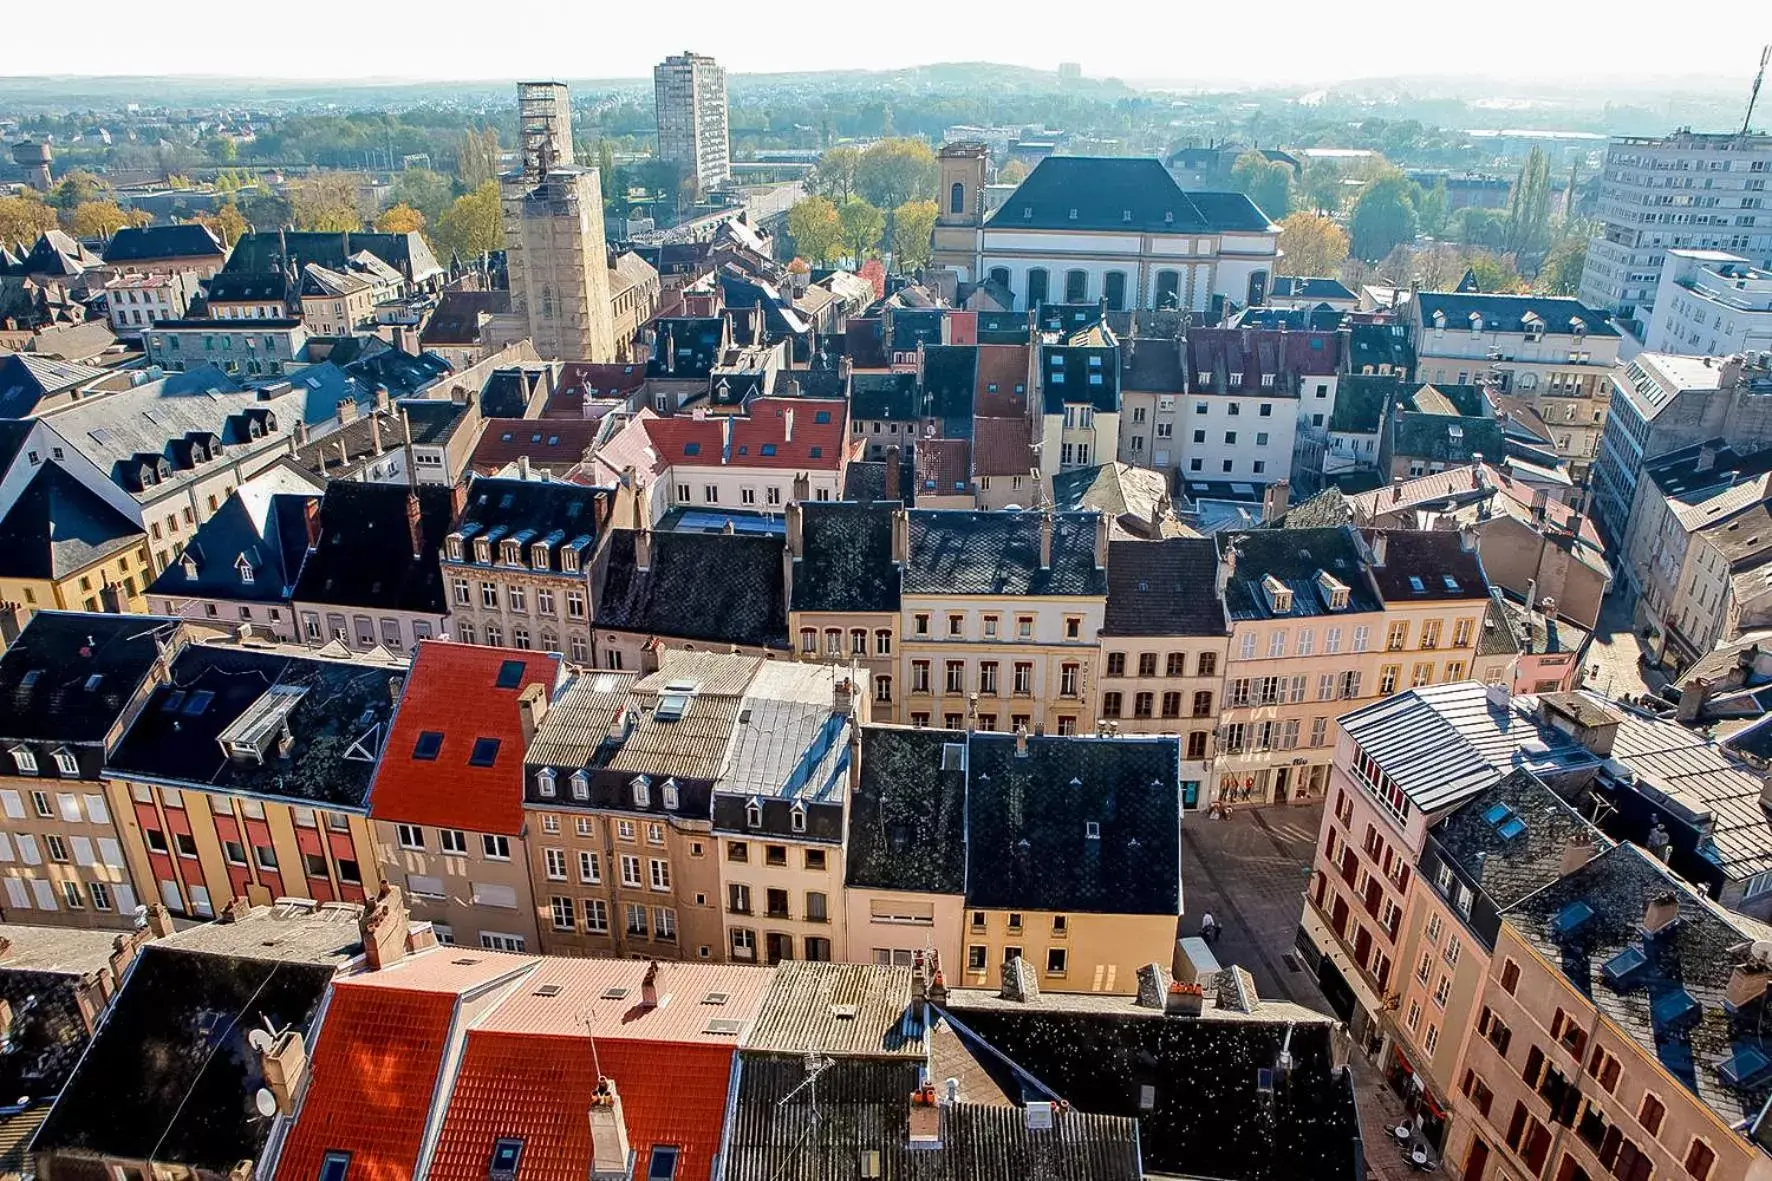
[830,1003,859,1020]
[704,1018,744,1036]
[1025,1101,1054,1130]
[701,992,729,1006]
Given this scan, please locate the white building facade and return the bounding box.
[1643,248,1772,357]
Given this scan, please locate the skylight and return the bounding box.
[1551,901,1595,937]
[1720,1046,1772,1088]
[413,731,443,760]
[495,660,526,690]
[469,738,501,767]
[183,690,215,715]
[1651,986,1699,1028]
[489,1139,524,1181]
[1601,946,1648,988]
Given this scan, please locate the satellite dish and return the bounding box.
[254,1089,278,1118]
[247,1029,275,1053]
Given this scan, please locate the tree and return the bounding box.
[1416,176,1448,238]
[1451,207,1508,251]
[809,146,861,203]
[853,139,938,210]
[457,127,501,191]
[288,173,365,232]
[374,203,427,234]
[1539,237,1589,296]
[837,198,885,263]
[1464,252,1525,294]
[1349,172,1418,262]
[0,193,57,249]
[1275,212,1349,277]
[1504,146,1553,259]
[433,181,503,259]
[386,168,454,225]
[997,158,1029,186]
[49,170,106,212]
[195,204,249,248]
[68,200,145,241]
[1301,159,1345,216]
[238,185,294,230]
[891,199,939,270]
[1229,151,1293,221]
[787,195,842,265]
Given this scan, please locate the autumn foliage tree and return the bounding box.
[373,203,427,234]
[68,201,147,241]
[837,199,885,263]
[1275,212,1350,277]
[787,196,842,265]
[288,173,365,232]
[195,204,249,248]
[433,181,503,259]
[890,199,938,270]
[0,192,59,249]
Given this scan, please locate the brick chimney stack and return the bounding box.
[589,1078,632,1181]
[360,882,411,971]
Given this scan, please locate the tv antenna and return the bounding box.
[1746,45,1771,135]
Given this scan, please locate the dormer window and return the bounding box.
[1262,574,1293,614]
[1228,372,1244,388]
[1068,208,1078,220]
[1316,570,1350,611]
[561,548,580,573]
[180,556,198,581]
[1122,210,1133,223]
[447,535,464,561]
[501,539,521,565]
[1164,211,1174,224]
[531,542,550,569]
[745,799,763,828]
[474,538,491,563]
[237,557,255,584]
[53,747,79,776]
[790,802,807,833]
[662,778,680,810]
[1022,206,1033,220]
[1469,313,1483,334]
[632,775,652,807]
[9,746,37,775]
[537,767,557,797]
[570,769,590,800]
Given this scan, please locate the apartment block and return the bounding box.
[786,500,902,722]
[654,51,731,197]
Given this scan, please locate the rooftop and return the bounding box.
[986,157,1274,234]
[643,397,849,470]
[844,726,969,896]
[0,461,142,583]
[1219,526,1382,621]
[1364,529,1487,603]
[144,464,323,603]
[597,528,788,650]
[472,956,773,1041]
[1416,291,1619,338]
[744,961,926,1058]
[290,482,455,616]
[0,611,175,746]
[904,510,1106,597]
[789,500,900,614]
[1103,537,1228,636]
[1430,769,1612,913]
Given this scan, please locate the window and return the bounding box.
[649,859,671,890]
[1047,947,1068,975]
[482,834,511,860]
[544,848,567,880]
[621,855,643,888]
[1500,959,1520,994]
[397,824,424,850]
[968,945,987,971]
[579,850,601,883]
[648,1146,681,1181]
[1684,1139,1715,1181]
[1638,1093,1665,1138]
[584,899,609,932]
[440,829,467,854]
[728,884,752,914]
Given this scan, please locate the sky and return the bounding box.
[6,0,1768,87]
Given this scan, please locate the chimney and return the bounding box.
[891,507,910,564]
[1094,510,1109,569]
[907,1081,943,1146]
[588,1078,633,1181]
[1014,724,1029,758]
[1216,541,1238,598]
[369,412,383,457]
[360,882,410,971]
[785,500,804,557]
[784,407,795,442]
[1165,980,1205,1018]
[885,444,903,502]
[374,383,390,412]
[1000,955,1040,1002]
[833,677,854,719]
[518,682,549,748]
[1642,891,1681,937]
[406,489,425,557]
[1370,532,1388,567]
[1524,577,1538,616]
[1459,524,1478,553]
[793,472,811,502]
[1728,959,1772,1012]
[145,902,176,938]
[1262,478,1291,524]
[635,519,653,573]
[518,454,532,481]
[640,960,660,1008]
[1675,675,1712,723]
[1560,830,1596,877]
[1391,475,1404,504]
[220,895,253,923]
[1696,443,1718,474]
[258,1028,310,1115]
[1039,512,1054,570]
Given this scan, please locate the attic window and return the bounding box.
[814,411,831,424]
[183,690,214,715]
[1068,208,1078,220]
[413,731,443,760]
[1408,576,1426,593]
[632,775,652,807]
[683,442,701,456]
[84,674,104,692]
[662,779,680,809]
[705,1018,744,1035]
[745,800,763,828]
[537,768,556,797]
[790,803,807,833]
[318,1153,351,1181]
[469,738,501,767]
[495,660,526,690]
[1164,211,1174,224]
[702,992,730,1005]
[489,1139,524,1181]
[760,444,776,456]
[1262,574,1293,614]
[647,1147,680,1181]
[533,983,564,997]
[1442,575,1460,591]
[601,987,631,1000]
[941,743,966,771]
[1122,210,1133,223]
[571,770,590,800]
[1085,820,1101,840]
[1551,901,1595,937]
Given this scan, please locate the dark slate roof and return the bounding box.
[964,732,1181,914]
[1274,488,1355,530]
[850,372,919,422]
[1219,527,1381,621]
[32,944,336,1173]
[1366,530,1487,603]
[725,1055,1141,1181]
[942,1003,1358,1181]
[477,365,550,418]
[202,271,290,306]
[452,475,610,566]
[106,645,401,807]
[976,309,1032,345]
[1389,411,1506,465]
[101,224,224,263]
[1346,323,1414,376]
[1430,769,1610,914]
[842,458,912,506]
[1103,538,1228,636]
[598,529,788,649]
[986,157,1271,234]
[1505,843,1772,1131]
[1416,291,1619,338]
[344,349,452,398]
[0,462,142,580]
[0,962,95,1108]
[791,501,901,613]
[1041,342,1120,413]
[0,611,173,746]
[921,345,978,427]
[845,726,968,894]
[1328,374,1399,434]
[0,354,108,417]
[1235,304,1347,332]
[649,317,725,380]
[291,482,454,615]
[223,230,438,283]
[904,511,1106,597]
[418,289,509,347]
[1120,338,1184,392]
[1271,276,1355,302]
[890,308,944,352]
[845,318,888,368]
[399,397,474,446]
[145,485,317,603]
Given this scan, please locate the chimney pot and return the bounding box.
[1643,891,1681,937]
[1559,830,1596,876]
[640,960,660,1008]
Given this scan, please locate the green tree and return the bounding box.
[997,158,1029,186]
[1451,207,1508,251]
[1230,151,1293,221]
[68,200,145,241]
[238,185,293,230]
[433,181,503,258]
[1539,237,1589,296]
[386,168,454,225]
[853,139,938,210]
[1464,251,1525,293]
[1301,159,1345,215]
[1504,146,1553,259]
[49,170,106,212]
[0,192,59,248]
[891,198,939,270]
[810,146,861,202]
[787,195,842,265]
[837,198,885,262]
[374,203,426,234]
[457,127,501,190]
[1416,176,1449,237]
[1275,211,1349,277]
[1349,172,1418,262]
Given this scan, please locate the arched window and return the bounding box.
[1065,269,1088,303]
[1104,271,1127,312]
[950,181,965,215]
[1246,271,1269,306]
[1026,268,1049,309]
[988,267,1010,290]
[1155,270,1180,309]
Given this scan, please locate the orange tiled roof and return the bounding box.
[369,642,561,835]
[428,1034,735,1181]
[474,957,773,1041]
[643,398,849,471]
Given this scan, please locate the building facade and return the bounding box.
[654,52,731,198]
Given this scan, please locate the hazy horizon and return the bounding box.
[7,0,1771,91]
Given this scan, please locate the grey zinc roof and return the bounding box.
[1416,291,1619,338]
[0,353,107,417]
[904,510,1106,597]
[1341,682,1602,814]
[743,961,926,1058]
[717,662,852,804]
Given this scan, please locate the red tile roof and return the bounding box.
[971,417,1036,478]
[974,344,1030,418]
[471,418,601,475]
[369,642,561,834]
[545,363,647,419]
[915,438,972,495]
[643,398,849,471]
[428,1034,735,1181]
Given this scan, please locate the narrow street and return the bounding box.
[1183,804,1448,1180]
[1581,590,1662,702]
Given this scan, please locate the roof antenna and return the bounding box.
[580,1010,605,1082]
[1746,45,1771,135]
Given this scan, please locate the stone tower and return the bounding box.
[501,81,616,363]
[931,142,988,281]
